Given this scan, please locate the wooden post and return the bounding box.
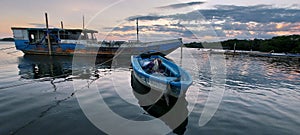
[82,15,85,30]
[181,41,183,59]
[180,38,183,67]
[233,43,236,57]
[45,12,52,55]
[61,21,64,29]
[136,18,139,42]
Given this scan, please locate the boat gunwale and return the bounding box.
[131,55,192,96]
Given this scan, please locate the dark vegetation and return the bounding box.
[184,35,300,53]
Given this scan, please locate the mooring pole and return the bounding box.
[136,18,139,42]
[61,21,64,29]
[180,39,183,67]
[233,43,236,57]
[45,12,52,55]
[83,15,85,30]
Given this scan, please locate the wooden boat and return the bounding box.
[131,53,192,97]
[11,27,182,57]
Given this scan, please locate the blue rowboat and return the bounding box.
[131,54,192,97]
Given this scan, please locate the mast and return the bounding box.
[136,18,139,42]
[82,15,85,30]
[45,12,52,55]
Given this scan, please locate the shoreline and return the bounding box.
[197,48,300,59]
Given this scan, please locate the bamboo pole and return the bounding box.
[45,12,52,55]
[180,39,183,67]
[233,43,236,57]
[82,15,85,30]
[136,18,139,42]
[61,21,64,29]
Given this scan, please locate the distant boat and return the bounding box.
[131,53,192,97]
[11,27,182,57]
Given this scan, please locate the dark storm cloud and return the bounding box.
[156,1,205,9]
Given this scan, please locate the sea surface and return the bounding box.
[0,41,299,135]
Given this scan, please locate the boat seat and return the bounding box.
[162,63,180,78]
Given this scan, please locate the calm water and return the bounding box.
[0,41,299,135]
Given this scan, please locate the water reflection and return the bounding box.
[17,55,114,92]
[17,55,112,80]
[130,71,188,135]
[263,58,300,81]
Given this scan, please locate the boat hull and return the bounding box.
[12,27,182,57]
[14,38,182,57]
[131,55,192,98]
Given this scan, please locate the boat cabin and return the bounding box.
[11,27,98,45]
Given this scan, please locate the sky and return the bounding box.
[1,0,300,42]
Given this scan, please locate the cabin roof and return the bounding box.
[11,27,98,33]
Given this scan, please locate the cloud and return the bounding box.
[156,1,205,9]
[127,15,165,21]
[104,26,136,31]
[106,23,217,41]
[127,4,300,23]
[122,4,300,41]
[200,5,300,23]
[27,23,56,28]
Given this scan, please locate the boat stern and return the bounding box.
[11,27,30,51]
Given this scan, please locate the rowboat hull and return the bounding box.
[131,55,192,98]
[130,72,189,134]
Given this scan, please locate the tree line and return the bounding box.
[184,35,300,53]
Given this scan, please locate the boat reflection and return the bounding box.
[131,72,188,135]
[17,55,112,80]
